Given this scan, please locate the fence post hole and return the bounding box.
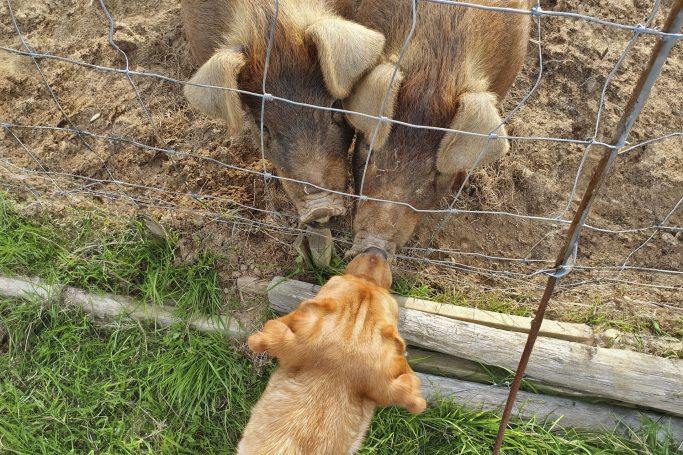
[492,1,683,453]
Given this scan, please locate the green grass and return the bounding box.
[1,297,679,454]
[0,297,262,453]
[392,275,533,317]
[561,300,682,342]
[0,194,226,318]
[1,193,681,453]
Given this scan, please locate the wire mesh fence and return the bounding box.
[2,0,681,297]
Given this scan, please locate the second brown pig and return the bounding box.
[343,0,532,257]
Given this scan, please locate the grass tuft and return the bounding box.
[392,275,532,317]
[0,194,225,319]
[0,297,264,453]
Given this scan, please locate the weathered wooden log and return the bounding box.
[252,276,593,343]
[0,276,245,338]
[263,277,683,417]
[417,373,683,444]
[402,308,683,417]
[399,295,593,342]
[407,346,595,401]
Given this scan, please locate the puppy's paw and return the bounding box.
[247,319,294,354]
[403,395,427,414]
[390,373,427,414]
[247,332,269,353]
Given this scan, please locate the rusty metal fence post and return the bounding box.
[492,1,683,453]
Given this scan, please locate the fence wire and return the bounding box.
[1,0,682,304]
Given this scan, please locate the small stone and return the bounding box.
[603,328,619,338]
[661,232,678,246]
[601,328,621,344]
[584,75,598,93]
[140,215,169,240]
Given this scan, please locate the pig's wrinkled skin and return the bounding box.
[181,0,385,227]
[343,0,532,258]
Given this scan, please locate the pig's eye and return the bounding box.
[330,100,346,126]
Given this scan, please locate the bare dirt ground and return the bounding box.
[1,0,681,337]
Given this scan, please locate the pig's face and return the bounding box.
[344,64,510,257]
[239,69,353,226]
[184,13,386,227]
[349,127,442,258]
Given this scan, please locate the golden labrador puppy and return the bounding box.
[237,248,426,455]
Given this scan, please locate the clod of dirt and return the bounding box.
[661,233,678,246]
[175,236,198,266]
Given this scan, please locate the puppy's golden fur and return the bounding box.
[237,252,425,455]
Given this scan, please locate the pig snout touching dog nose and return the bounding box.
[345,228,398,263]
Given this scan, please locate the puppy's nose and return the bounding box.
[363,247,388,260]
[345,247,392,289]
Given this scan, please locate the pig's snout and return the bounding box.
[345,232,396,262]
[298,191,346,227]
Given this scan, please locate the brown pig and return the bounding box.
[342,0,531,256]
[181,0,386,226]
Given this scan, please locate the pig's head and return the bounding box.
[183,6,386,227]
[343,63,510,257]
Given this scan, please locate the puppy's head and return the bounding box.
[247,258,425,414]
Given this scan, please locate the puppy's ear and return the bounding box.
[247,319,295,356]
[381,325,407,358]
[378,325,426,412]
[275,298,336,340]
[388,373,427,414]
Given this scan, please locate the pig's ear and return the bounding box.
[436,92,509,175]
[343,62,403,150]
[307,18,385,99]
[184,49,246,136]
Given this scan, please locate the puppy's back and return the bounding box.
[236,368,375,455]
